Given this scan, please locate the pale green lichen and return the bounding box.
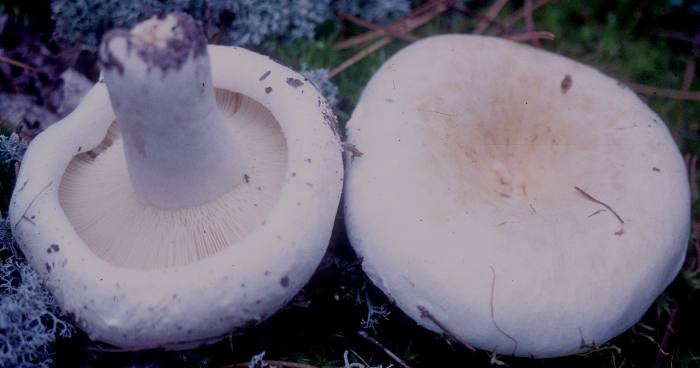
[0,132,72,368]
[0,256,73,368]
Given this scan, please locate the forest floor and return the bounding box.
[1,1,700,367]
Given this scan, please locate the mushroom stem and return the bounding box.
[99,13,243,209]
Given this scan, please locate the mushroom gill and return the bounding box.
[58,90,288,269]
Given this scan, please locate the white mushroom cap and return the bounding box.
[343,35,689,358]
[10,13,342,349]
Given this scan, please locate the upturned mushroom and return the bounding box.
[343,35,689,358]
[9,12,343,349]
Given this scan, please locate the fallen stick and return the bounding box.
[330,2,448,77]
[338,11,417,42]
[357,330,412,368]
[682,57,696,92]
[473,0,510,34]
[448,2,507,34]
[506,31,555,42]
[330,37,392,78]
[523,0,542,47]
[334,0,446,50]
[626,82,700,101]
[0,55,38,72]
[499,0,551,32]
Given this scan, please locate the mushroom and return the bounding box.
[9,12,343,349]
[343,35,689,358]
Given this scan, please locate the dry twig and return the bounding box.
[574,186,624,224]
[654,306,678,367]
[338,12,417,42]
[417,305,476,351]
[661,29,700,46]
[523,0,542,47]
[348,349,371,367]
[682,58,696,92]
[342,142,364,158]
[334,0,445,50]
[688,154,699,200]
[473,0,509,34]
[489,266,519,355]
[506,31,555,42]
[447,2,507,34]
[499,0,551,32]
[85,346,151,353]
[626,82,700,101]
[357,330,412,368]
[330,1,448,77]
[0,55,38,72]
[14,181,53,230]
[330,37,392,78]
